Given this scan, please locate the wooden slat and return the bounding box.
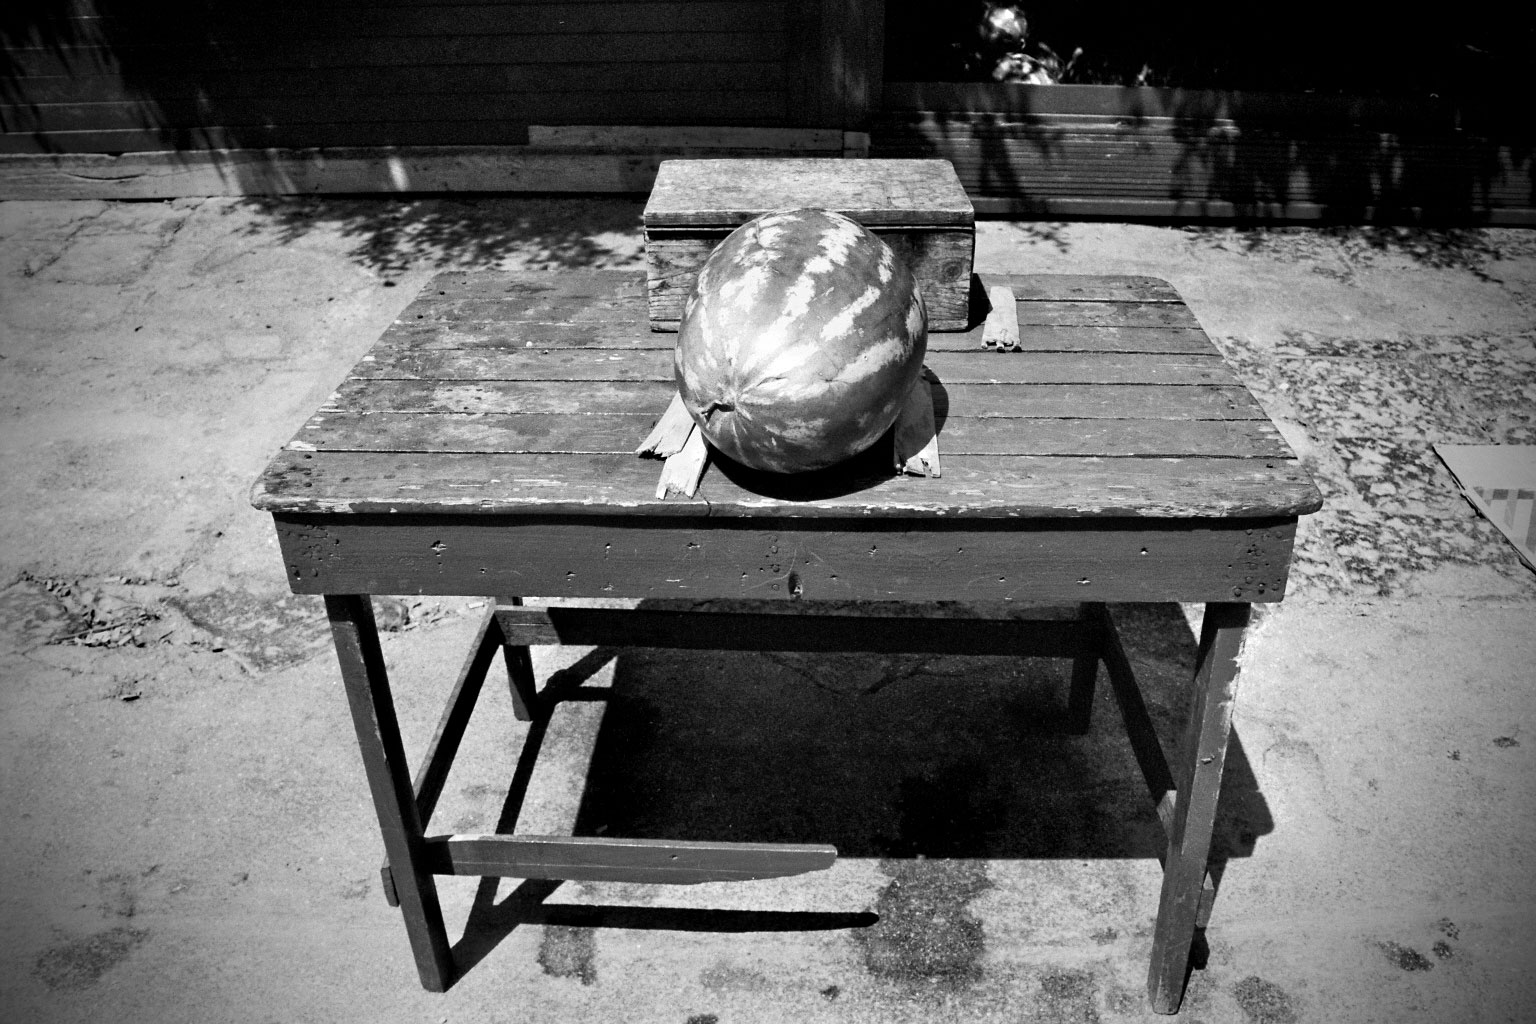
[11,63,791,103]
[643,158,973,228]
[4,33,788,71]
[287,411,1290,459]
[274,513,1300,603]
[929,326,1221,355]
[69,3,791,39]
[347,348,1240,386]
[398,294,648,326]
[293,411,662,454]
[997,275,1182,304]
[423,271,644,301]
[255,449,1319,519]
[1010,302,1201,330]
[372,321,1222,356]
[1,91,791,133]
[0,147,837,200]
[492,603,1092,656]
[375,321,670,351]
[320,378,674,416]
[320,378,1266,419]
[422,833,836,884]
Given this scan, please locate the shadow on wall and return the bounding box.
[233,196,647,275]
[879,5,1536,224]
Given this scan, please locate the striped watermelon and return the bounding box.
[675,208,928,474]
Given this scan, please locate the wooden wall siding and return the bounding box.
[873,84,1536,225]
[1,1,793,155]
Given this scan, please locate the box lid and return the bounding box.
[643,158,974,230]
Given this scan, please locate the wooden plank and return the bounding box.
[274,514,1301,602]
[422,833,836,884]
[12,63,792,103]
[324,595,453,991]
[970,197,1536,228]
[345,348,1239,386]
[643,158,973,227]
[1092,602,1218,931]
[997,275,1182,304]
[1,91,794,133]
[399,294,649,326]
[374,321,668,352]
[3,33,789,71]
[288,411,1291,460]
[372,321,1221,355]
[929,325,1222,355]
[527,125,839,151]
[0,148,761,199]
[1148,602,1251,1013]
[319,378,674,416]
[1010,302,1201,330]
[72,3,791,38]
[319,379,1266,419]
[423,271,643,301]
[257,449,1318,521]
[491,603,1092,656]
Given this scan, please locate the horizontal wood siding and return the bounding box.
[1,1,792,154]
[872,83,1536,225]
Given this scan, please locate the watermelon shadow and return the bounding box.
[706,373,950,501]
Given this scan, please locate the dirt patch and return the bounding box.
[33,926,149,991]
[1233,975,1299,1023]
[537,925,596,985]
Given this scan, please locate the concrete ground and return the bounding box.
[1,196,1533,1024]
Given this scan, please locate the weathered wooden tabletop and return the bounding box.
[250,270,1321,603]
[254,270,1317,517]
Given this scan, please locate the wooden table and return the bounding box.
[251,270,1321,1013]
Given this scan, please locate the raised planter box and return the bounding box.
[873,83,1535,225]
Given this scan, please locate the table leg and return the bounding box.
[1147,601,1250,1014]
[496,596,541,722]
[325,594,456,992]
[1067,602,1100,733]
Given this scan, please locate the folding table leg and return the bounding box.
[325,595,455,992]
[1147,601,1250,1014]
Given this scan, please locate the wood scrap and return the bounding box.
[635,390,697,458]
[982,283,1019,350]
[656,424,710,498]
[893,370,941,478]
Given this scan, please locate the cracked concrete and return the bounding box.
[2,198,1534,1023]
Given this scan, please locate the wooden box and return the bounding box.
[642,158,975,332]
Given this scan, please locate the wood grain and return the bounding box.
[257,448,1317,519]
[643,158,973,227]
[645,227,973,331]
[492,602,1092,655]
[346,348,1240,386]
[422,833,836,884]
[275,513,1299,603]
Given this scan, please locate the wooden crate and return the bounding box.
[642,158,975,331]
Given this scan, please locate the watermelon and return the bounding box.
[674,208,928,474]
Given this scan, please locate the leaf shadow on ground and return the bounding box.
[233,196,647,275]
[1182,223,1535,281]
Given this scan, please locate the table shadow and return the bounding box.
[450,602,1272,977]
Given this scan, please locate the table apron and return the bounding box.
[275,513,1296,604]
